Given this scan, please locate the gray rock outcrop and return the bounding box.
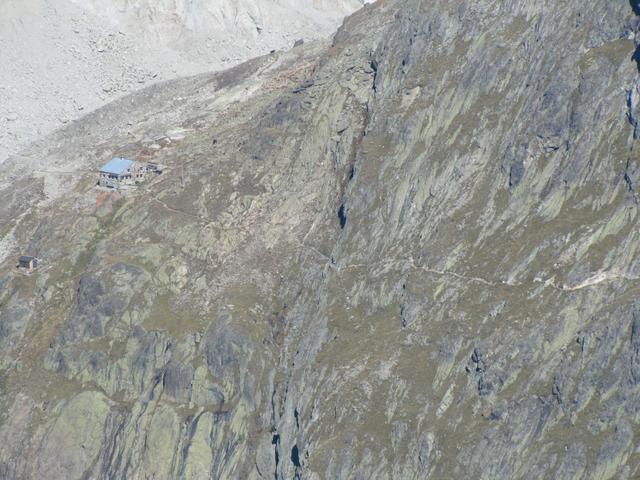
[1,0,640,478]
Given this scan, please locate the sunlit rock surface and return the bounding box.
[1,1,640,478]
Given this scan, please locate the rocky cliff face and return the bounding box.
[1,0,640,478]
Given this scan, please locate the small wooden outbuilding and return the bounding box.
[18,256,38,271]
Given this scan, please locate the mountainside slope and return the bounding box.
[0,0,368,164]
[1,0,640,478]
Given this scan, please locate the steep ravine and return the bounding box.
[2,0,640,478]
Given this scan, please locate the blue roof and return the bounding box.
[100,157,135,175]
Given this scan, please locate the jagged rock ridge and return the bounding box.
[0,0,369,164]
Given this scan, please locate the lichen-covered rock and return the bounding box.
[35,392,112,480]
[1,0,640,478]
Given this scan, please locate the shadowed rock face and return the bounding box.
[1,0,640,478]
